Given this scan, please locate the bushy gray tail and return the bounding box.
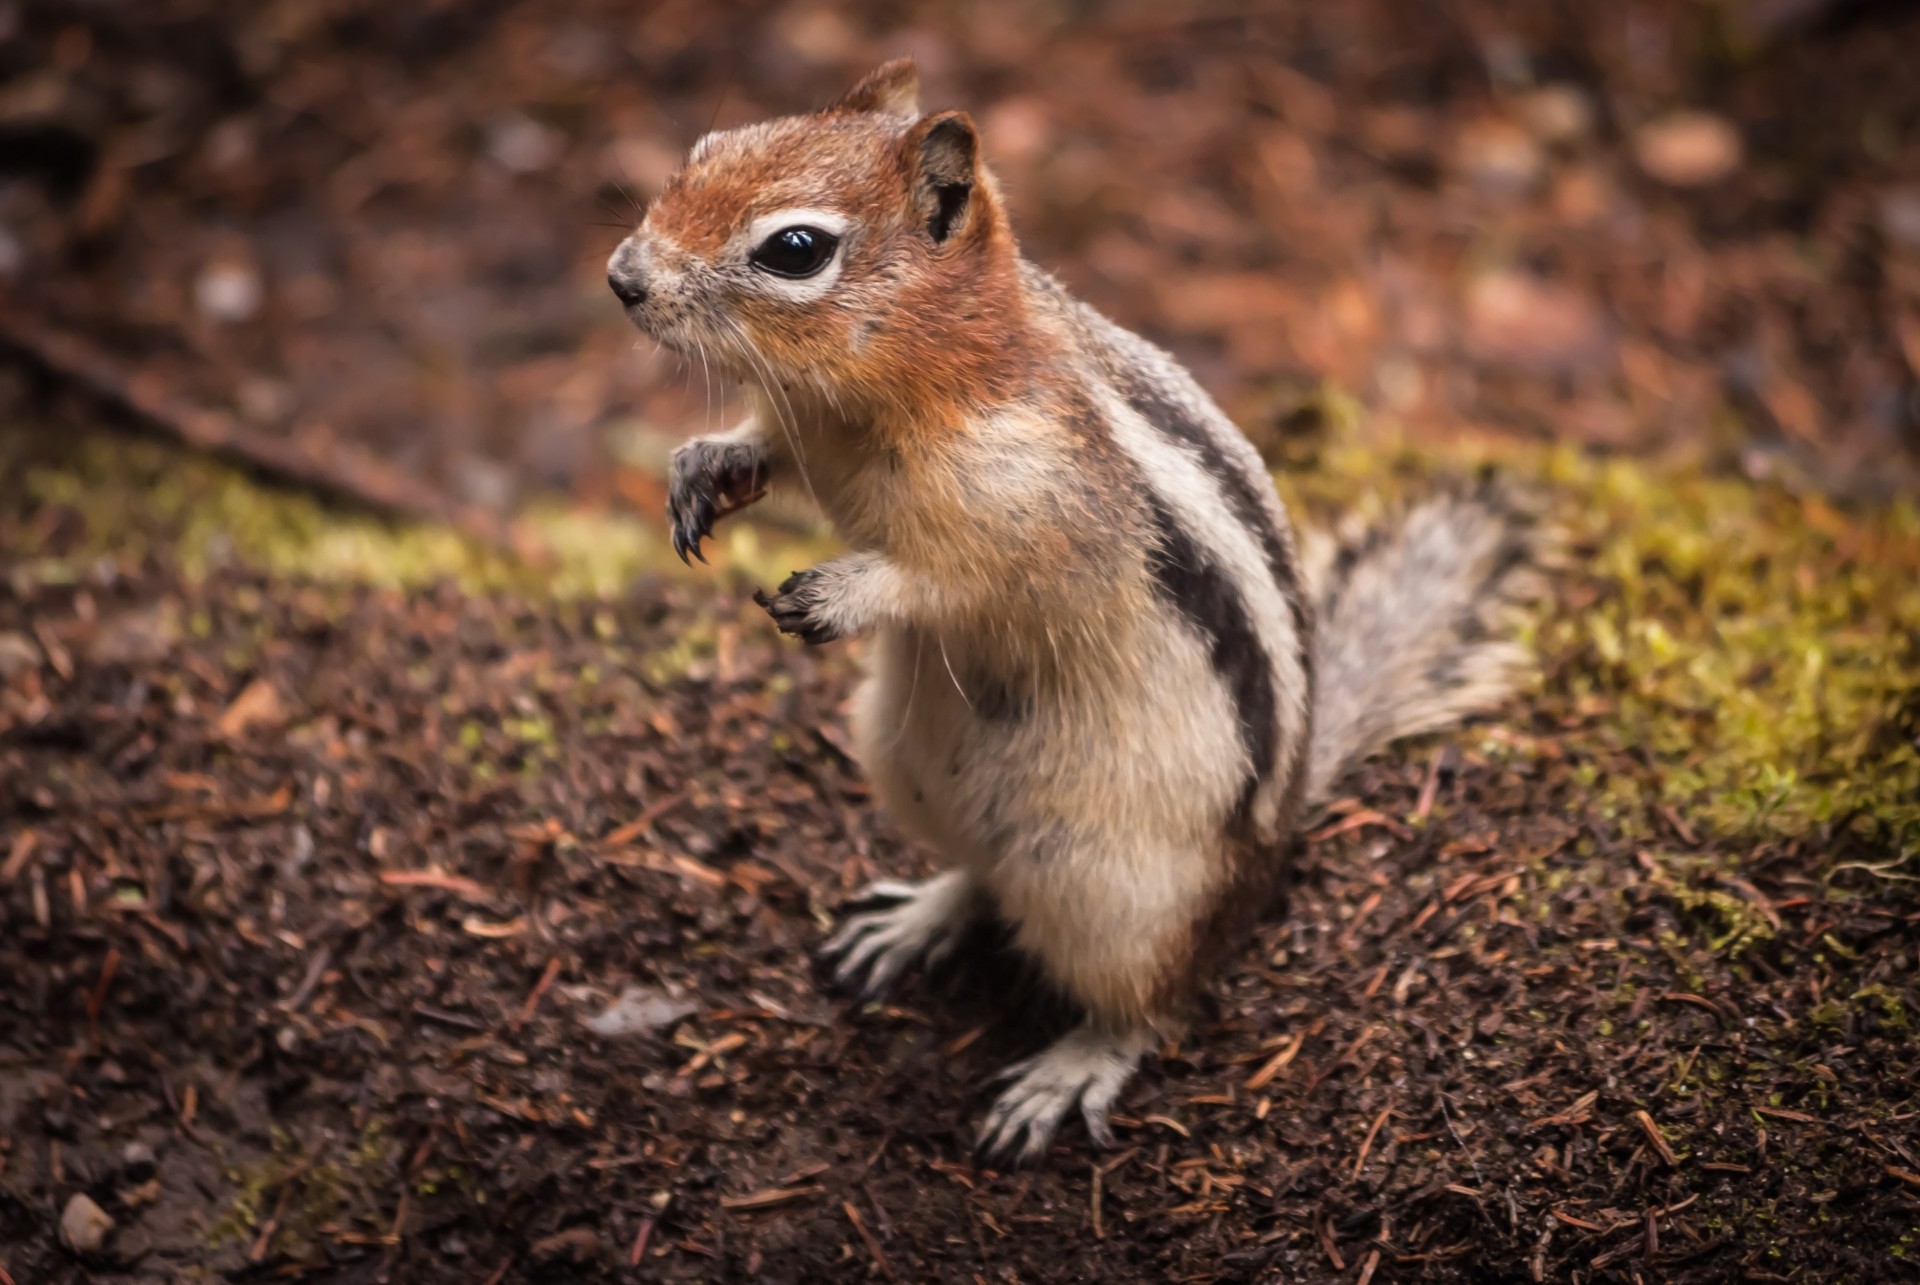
[1303,477,1554,804]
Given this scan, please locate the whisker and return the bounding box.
[697,338,715,438]
[724,317,821,515]
[886,629,924,750]
[938,636,974,712]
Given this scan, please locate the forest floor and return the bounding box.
[1,405,1916,1284]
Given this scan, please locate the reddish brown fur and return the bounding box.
[642,96,1046,438]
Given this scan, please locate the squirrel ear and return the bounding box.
[904,110,978,244]
[831,58,920,117]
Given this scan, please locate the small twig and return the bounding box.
[721,1185,822,1211]
[1414,746,1447,820]
[514,957,563,1030]
[600,790,691,849]
[630,1217,656,1267]
[1633,1110,1678,1166]
[282,945,333,1012]
[1317,1213,1346,1271]
[1090,1160,1104,1240]
[0,830,37,885]
[1357,1248,1382,1285]
[1245,1030,1308,1090]
[85,947,121,1046]
[1352,1102,1395,1181]
[843,1200,894,1278]
[378,869,491,898]
[249,1185,292,1263]
[0,307,509,545]
[1338,891,1384,951]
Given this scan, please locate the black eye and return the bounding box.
[750,226,839,278]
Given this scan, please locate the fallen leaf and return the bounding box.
[216,677,286,738]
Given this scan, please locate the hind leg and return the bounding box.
[973,834,1214,1164]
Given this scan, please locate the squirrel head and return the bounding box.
[608,59,1029,418]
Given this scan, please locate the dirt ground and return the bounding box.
[4,1,1920,1282]
[2,412,1917,1283]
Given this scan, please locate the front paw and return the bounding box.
[667,440,766,565]
[753,569,844,645]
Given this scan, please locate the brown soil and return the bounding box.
[2,417,1917,1283]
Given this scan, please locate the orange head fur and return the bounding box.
[608,60,1042,426]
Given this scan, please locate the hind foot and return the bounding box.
[976,1024,1153,1165]
[820,870,977,998]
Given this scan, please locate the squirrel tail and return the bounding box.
[1302,475,1556,805]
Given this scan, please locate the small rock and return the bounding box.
[1880,187,1920,255]
[1453,116,1544,196]
[122,1140,158,1180]
[582,986,696,1037]
[60,1192,115,1254]
[1515,83,1595,146]
[194,258,264,323]
[0,630,40,679]
[1633,112,1742,187]
[488,114,563,175]
[282,823,316,877]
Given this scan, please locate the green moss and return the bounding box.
[1278,425,1920,852]
[1548,454,1918,847]
[1849,983,1910,1031]
[207,1125,361,1255]
[2,428,834,599]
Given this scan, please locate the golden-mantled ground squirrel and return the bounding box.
[608,59,1550,1163]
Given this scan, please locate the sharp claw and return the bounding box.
[851,879,921,904]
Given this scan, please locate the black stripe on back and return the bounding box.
[1143,491,1278,828]
[1123,380,1310,644]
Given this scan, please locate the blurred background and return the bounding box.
[4,0,1919,524]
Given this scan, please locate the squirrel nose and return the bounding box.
[608,270,648,309]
